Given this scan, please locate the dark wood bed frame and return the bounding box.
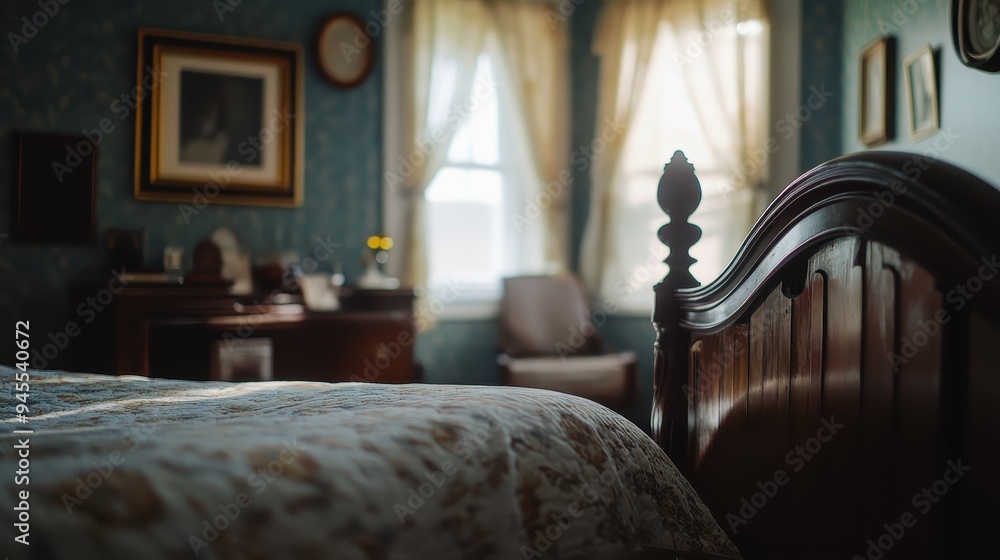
[650,151,999,560]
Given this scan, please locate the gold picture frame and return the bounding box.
[904,45,940,141]
[859,36,895,147]
[133,28,304,207]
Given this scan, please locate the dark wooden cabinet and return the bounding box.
[70,283,419,382]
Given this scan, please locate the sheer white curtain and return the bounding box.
[663,0,769,194]
[580,0,770,311]
[491,1,570,268]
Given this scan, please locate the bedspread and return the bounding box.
[0,367,739,560]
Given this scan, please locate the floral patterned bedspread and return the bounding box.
[0,367,739,560]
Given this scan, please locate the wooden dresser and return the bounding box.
[69,283,419,382]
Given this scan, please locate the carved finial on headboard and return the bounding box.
[651,150,703,468]
[657,150,703,290]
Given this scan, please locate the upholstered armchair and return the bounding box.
[497,274,638,407]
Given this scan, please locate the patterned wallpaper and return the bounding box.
[841,0,1000,186]
[0,0,383,365]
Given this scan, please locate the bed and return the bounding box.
[651,150,1000,559]
[5,149,1000,560]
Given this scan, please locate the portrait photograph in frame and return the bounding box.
[134,28,303,207]
[904,45,940,140]
[859,36,895,147]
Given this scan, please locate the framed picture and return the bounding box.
[859,37,895,147]
[904,46,940,140]
[317,12,375,88]
[11,132,96,244]
[134,28,303,207]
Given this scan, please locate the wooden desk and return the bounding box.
[70,283,418,382]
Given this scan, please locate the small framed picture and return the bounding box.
[134,28,303,207]
[904,45,940,140]
[859,37,895,147]
[317,12,375,89]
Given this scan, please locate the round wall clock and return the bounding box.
[953,0,1000,72]
[317,12,375,88]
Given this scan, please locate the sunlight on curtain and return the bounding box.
[583,0,769,313]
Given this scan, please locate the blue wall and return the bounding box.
[0,0,381,361]
[800,0,845,172]
[569,0,601,273]
[840,0,1000,186]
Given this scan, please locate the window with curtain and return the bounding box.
[424,47,546,302]
[581,0,769,313]
[383,0,569,320]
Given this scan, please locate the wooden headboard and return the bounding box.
[650,151,999,560]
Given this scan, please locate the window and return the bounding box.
[601,11,768,313]
[383,0,568,321]
[423,46,546,305]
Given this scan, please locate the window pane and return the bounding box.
[425,168,504,296]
